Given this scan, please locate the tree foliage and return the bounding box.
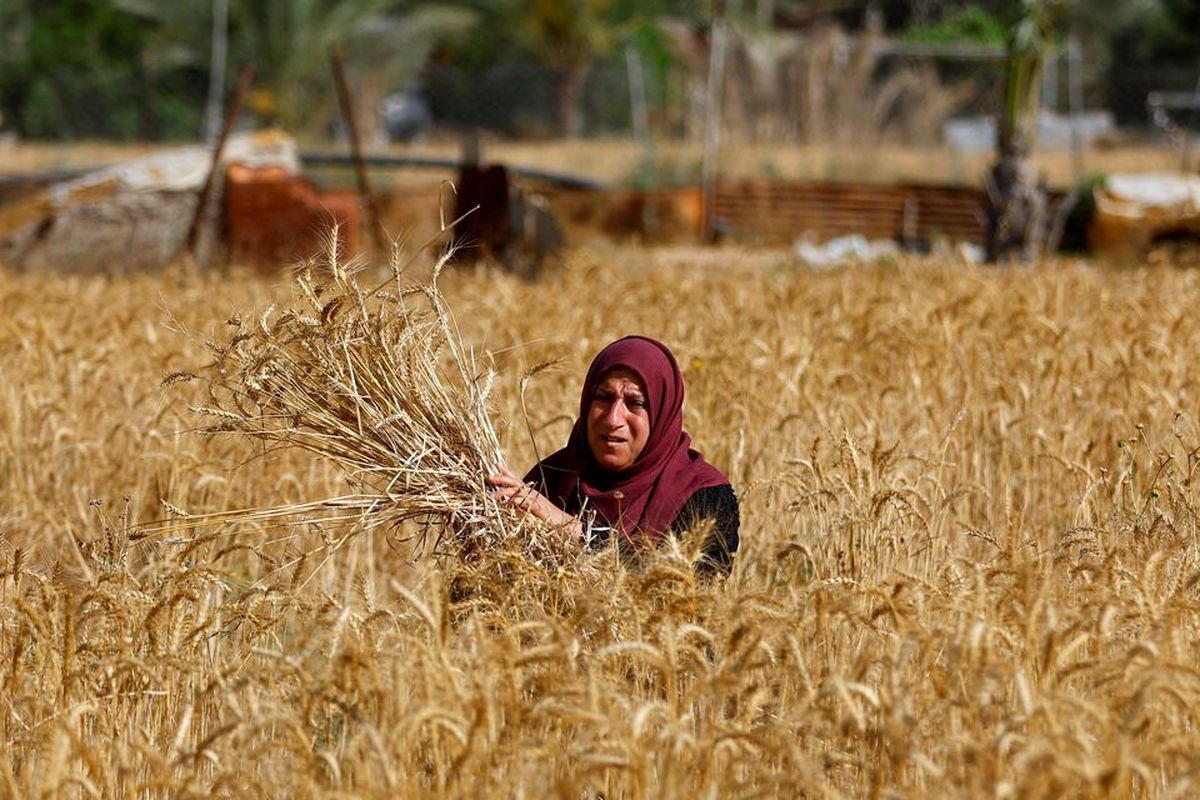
[1,0,1198,141]
[900,6,1008,46]
[0,0,478,139]
[0,0,170,139]
[228,0,476,130]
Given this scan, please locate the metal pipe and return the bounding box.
[298,153,603,191]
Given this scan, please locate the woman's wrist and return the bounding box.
[540,505,583,544]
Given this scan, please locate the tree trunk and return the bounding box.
[204,0,229,143]
[986,4,1054,263]
[985,140,1047,262]
[358,68,388,146]
[136,56,160,141]
[555,64,589,138]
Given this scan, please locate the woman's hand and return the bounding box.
[488,465,580,534]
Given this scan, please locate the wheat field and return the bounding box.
[2,245,1200,798]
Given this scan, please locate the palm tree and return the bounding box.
[985,0,1066,262]
[514,0,615,138]
[230,0,475,134]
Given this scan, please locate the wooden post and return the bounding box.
[203,0,229,144]
[701,1,729,244]
[1181,72,1200,172]
[330,44,388,254]
[1067,33,1084,181]
[186,62,254,259]
[626,45,649,147]
[756,0,774,27]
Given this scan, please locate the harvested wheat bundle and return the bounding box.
[161,231,563,563]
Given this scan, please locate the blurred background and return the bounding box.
[3,1,1199,173]
[1,0,1199,269]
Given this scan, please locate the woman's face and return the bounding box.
[586,366,651,472]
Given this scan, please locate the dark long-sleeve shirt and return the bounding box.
[584,484,740,577]
[669,484,740,576]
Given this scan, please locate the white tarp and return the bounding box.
[49,130,299,200]
[793,234,899,268]
[1102,173,1200,210]
[1,130,298,272]
[943,110,1115,153]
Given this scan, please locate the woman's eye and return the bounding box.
[627,398,646,409]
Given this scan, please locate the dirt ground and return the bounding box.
[1,135,1188,190]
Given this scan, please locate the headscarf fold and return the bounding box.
[525,336,728,545]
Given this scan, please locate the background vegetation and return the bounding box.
[2,0,1198,141]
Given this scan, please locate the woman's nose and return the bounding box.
[604,401,624,426]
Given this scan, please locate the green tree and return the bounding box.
[452,0,693,137]
[229,0,475,135]
[900,6,1008,46]
[985,0,1067,262]
[511,0,616,137]
[109,0,215,138]
[0,0,166,139]
[0,0,228,140]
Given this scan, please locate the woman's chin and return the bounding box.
[593,453,633,472]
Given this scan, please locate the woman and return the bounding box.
[489,336,739,575]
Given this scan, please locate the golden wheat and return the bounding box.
[147,237,567,572]
[2,246,1200,797]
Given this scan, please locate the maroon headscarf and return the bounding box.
[525,336,729,545]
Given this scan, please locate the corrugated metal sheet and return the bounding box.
[714,179,988,244]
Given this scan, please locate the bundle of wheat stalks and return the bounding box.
[163,232,558,561]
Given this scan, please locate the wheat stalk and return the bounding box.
[151,234,565,564]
